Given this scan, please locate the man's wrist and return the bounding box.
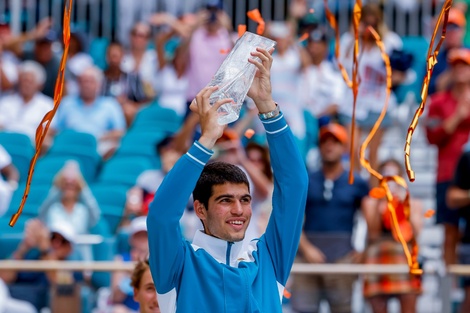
[255,99,276,114]
[258,103,280,120]
[198,136,217,151]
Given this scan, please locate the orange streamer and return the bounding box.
[404,0,453,182]
[238,24,247,38]
[244,128,255,139]
[220,49,230,54]
[364,27,421,275]
[9,0,73,227]
[424,209,435,218]
[247,9,265,35]
[298,32,309,43]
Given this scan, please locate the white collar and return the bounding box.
[191,230,244,267]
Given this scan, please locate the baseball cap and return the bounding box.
[50,222,76,244]
[448,8,466,27]
[319,123,348,145]
[448,48,470,65]
[269,21,290,39]
[129,216,148,237]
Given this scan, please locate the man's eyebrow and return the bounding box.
[214,194,235,201]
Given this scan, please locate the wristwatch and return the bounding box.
[258,103,280,120]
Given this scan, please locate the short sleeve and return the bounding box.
[106,98,126,131]
[453,152,470,190]
[1,59,18,85]
[0,145,12,170]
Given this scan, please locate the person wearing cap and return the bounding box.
[0,219,83,311]
[429,7,467,95]
[301,27,345,126]
[147,48,308,312]
[291,123,370,313]
[111,216,150,312]
[426,47,470,268]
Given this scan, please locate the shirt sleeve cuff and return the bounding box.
[260,112,289,135]
[186,141,214,166]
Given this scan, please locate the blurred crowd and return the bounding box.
[0,0,470,312]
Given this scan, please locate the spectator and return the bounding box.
[38,160,100,237]
[111,216,149,312]
[291,123,369,313]
[0,60,53,143]
[456,0,470,47]
[447,149,470,313]
[0,219,83,311]
[425,48,470,267]
[130,259,160,313]
[0,278,37,313]
[339,3,402,178]
[51,65,126,157]
[183,0,233,116]
[65,32,94,96]
[429,8,466,95]
[153,12,190,118]
[102,41,149,126]
[0,145,19,217]
[22,30,60,98]
[265,20,309,140]
[363,159,423,313]
[0,35,19,93]
[121,22,158,99]
[301,27,345,125]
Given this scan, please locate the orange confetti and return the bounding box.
[9,0,73,227]
[238,24,247,38]
[283,289,291,299]
[369,187,386,199]
[244,128,255,139]
[404,0,452,182]
[424,209,435,218]
[247,9,265,35]
[220,49,230,54]
[298,32,309,43]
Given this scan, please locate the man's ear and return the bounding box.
[194,200,207,221]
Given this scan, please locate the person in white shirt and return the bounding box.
[301,28,345,123]
[121,22,158,99]
[0,60,53,143]
[0,145,19,218]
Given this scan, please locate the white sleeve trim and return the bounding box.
[260,114,283,124]
[157,288,177,313]
[277,281,285,304]
[186,152,206,166]
[194,142,214,155]
[266,124,288,135]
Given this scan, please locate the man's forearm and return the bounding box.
[447,186,470,209]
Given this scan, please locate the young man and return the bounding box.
[147,48,309,312]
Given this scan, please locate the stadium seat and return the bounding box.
[91,236,116,289]
[48,131,101,182]
[0,233,23,259]
[7,183,51,218]
[394,36,429,105]
[99,204,126,233]
[129,105,183,135]
[89,37,110,70]
[31,155,89,185]
[114,131,168,168]
[97,156,154,188]
[0,132,35,182]
[91,183,129,211]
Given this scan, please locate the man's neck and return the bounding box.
[311,57,323,66]
[322,161,344,180]
[21,93,35,104]
[81,96,96,105]
[105,67,122,78]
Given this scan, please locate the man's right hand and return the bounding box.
[190,86,233,150]
[302,244,326,264]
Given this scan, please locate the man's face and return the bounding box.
[34,42,53,64]
[78,72,99,100]
[106,45,123,68]
[133,268,160,313]
[130,231,149,261]
[18,71,40,98]
[446,24,464,49]
[196,183,252,242]
[319,135,345,165]
[50,232,72,260]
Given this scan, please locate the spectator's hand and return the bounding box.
[24,219,50,250]
[149,12,174,27]
[247,48,276,112]
[190,86,233,149]
[289,0,308,19]
[302,244,326,264]
[125,186,143,215]
[32,17,53,40]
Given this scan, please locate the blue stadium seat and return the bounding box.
[91,183,128,211]
[7,183,51,218]
[31,155,90,185]
[114,131,168,168]
[99,204,126,234]
[48,131,101,182]
[394,36,429,104]
[0,132,35,182]
[0,233,23,259]
[91,236,116,289]
[89,37,110,70]
[129,105,183,135]
[97,156,154,188]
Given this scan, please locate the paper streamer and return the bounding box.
[364,27,422,275]
[247,9,265,35]
[9,0,73,227]
[404,0,452,182]
[238,24,247,38]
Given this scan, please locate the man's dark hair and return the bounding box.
[193,161,250,209]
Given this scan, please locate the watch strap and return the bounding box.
[258,103,280,120]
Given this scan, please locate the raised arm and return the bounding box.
[247,48,309,285]
[147,86,230,295]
